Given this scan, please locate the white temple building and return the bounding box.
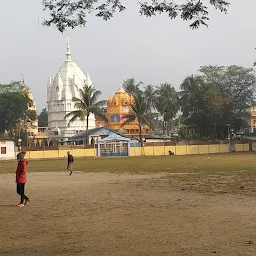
[47,37,95,145]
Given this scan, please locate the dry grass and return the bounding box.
[1,153,256,255]
[1,152,256,174]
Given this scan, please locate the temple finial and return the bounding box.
[118,81,125,93]
[48,74,52,85]
[66,36,72,61]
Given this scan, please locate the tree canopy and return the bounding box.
[0,82,37,137]
[65,84,107,144]
[155,83,179,135]
[42,0,230,32]
[123,78,143,96]
[180,65,256,139]
[38,108,48,127]
[122,92,149,146]
[124,65,255,140]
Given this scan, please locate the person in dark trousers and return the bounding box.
[16,152,31,207]
[67,151,74,175]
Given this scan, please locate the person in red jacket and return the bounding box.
[16,153,31,207]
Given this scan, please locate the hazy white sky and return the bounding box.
[0,1,255,111]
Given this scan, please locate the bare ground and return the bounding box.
[1,171,256,256]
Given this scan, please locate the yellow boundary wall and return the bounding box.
[130,144,240,156]
[20,143,250,159]
[27,148,97,159]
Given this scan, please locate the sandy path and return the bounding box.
[0,171,256,256]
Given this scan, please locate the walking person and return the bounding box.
[16,152,31,207]
[67,151,74,176]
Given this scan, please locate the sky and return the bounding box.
[0,1,256,112]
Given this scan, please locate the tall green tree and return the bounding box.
[0,83,37,137]
[180,75,205,118]
[144,84,156,132]
[180,66,256,139]
[200,65,256,136]
[123,78,143,96]
[155,83,179,135]
[42,0,230,32]
[65,85,107,144]
[179,75,207,137]
[122,92,149,146]
[199,65,256,112]
[38,108,48,127]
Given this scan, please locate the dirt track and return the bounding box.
[1,171,256,256]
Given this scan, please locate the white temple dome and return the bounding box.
[56,62,86,87]
[49,36,93,102]
[47,37,96,143]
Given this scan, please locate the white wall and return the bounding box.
[0,140,15,160]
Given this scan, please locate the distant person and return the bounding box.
[16,152,31,207]
[67,151,74,176]
[17,151,26,161]
[168,150,174,156]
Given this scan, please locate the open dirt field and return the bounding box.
[1,163,256,255]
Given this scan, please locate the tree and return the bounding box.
[0,83,37,137]
[42,0,230,32]
[122,92,149,146]
[38,108,48,127]
[199,65,256,112]
[0,81,21,93]
[179,75,207,137]
[144,84,156,132]
[202,88,232,138]
[155,83,179,135]
[123,78,143,96]
[64,85,107,144]
[180,66,256,139]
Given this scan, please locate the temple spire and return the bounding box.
[66,36,72,61]
[118,82,125,93]
[48,74,52,85]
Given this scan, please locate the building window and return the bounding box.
[1,147,7,154]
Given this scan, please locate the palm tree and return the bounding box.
[155,83,179,135]
[123,78,143,96]
[65,85,107,145]
[144,84,156,132]
[122,92,149,146]
[179,75,207,136]
[180,75,204,118]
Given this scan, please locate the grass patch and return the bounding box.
[1,152,256,174]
